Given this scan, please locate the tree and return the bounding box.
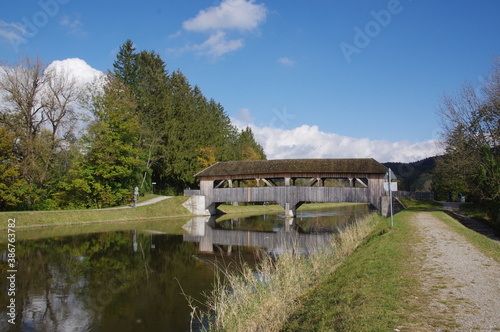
[113,39,138,87]
[0,56,46,186]
[66,74,143,208]
[235,127,266,161]
[0,56,83,209]
[113,43,172,193]
[111,40,266,193]
[435,56,500,227]
[0,127,30,210]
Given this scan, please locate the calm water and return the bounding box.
[0,204,368,332]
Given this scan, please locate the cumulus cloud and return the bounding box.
[183,0,267,32]
[232,121,443,163]
[46,58,104,86]
[45,58,105,128]
[175,0,267,58]
[189,31,244,57]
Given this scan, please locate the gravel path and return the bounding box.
[412,212,500,331]
[135,195,171,207]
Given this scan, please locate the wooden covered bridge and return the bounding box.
[184,158,389,217]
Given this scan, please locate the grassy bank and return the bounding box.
[199,200,500,331]
[284,209,421,331]
[0,196,193,228]
[194,213,383,332]
[284,202,500,331]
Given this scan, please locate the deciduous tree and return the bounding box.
[435,56,500,227]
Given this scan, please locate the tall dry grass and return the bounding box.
[191,214,378,332]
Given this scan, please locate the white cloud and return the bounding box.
[191,31,244,57]
[45,58,105,128]
[232,121,443,162]
[0,20,27,49]
[175,0,267,58]
[236,108,254,123]
[277,57,296,66]
[183,0,267,32]
[60,15,86,37]
[46,58,104,86]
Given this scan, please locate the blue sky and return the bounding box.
[1,0,499,162]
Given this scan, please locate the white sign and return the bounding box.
[383,182,398,192]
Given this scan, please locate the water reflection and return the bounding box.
[0,204,368,332]
[0,232,215,332]
[184,203,369,256]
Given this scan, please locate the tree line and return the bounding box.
[0,40,265,211]
[434,56,500,230]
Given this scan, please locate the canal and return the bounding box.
[0,203,369,332]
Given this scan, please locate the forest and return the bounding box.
[0,40,265,211]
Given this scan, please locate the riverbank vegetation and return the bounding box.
[0,40,265,212]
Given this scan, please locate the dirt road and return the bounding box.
[412,212,500,331]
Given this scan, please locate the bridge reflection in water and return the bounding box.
[182,206,368,256]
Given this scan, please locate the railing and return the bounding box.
[210,186,370,205]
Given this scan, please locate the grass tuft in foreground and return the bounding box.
[192,214,381,332]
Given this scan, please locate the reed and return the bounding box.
[193,214,379,332]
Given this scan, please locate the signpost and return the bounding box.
[384,168,397,227]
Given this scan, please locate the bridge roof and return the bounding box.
[195,158,387,178]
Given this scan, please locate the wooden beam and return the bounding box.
[355,178,368,188]
[262,178,274,187]
[306,178,317,186]
[214,180,225,189]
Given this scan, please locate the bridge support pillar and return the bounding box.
[380,196,405,217]
[284,203,296,218]
[182,195,219,215]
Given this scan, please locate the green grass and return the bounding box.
[283,212,419,331]
[283,200,500,331]
[0,196,193,228]
[399,198,443,210]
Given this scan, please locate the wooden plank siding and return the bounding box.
[209,187,370,205]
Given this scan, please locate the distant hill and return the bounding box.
[383,156,440,192]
